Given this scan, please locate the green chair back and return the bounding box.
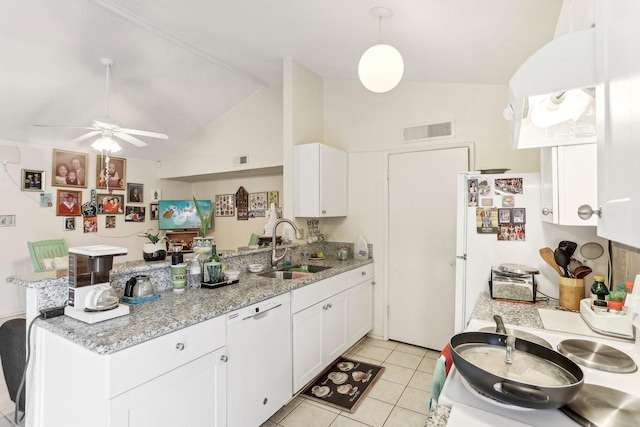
[27,239,69,272]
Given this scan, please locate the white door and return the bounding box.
[388,148,468,350]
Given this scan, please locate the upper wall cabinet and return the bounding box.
[592,1,640,248]
[294,143,348,218]
[540,144,597,226]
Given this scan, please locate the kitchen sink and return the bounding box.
[259,265,331,280]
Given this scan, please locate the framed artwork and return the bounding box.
[56,189,82,216]
[249,192,268,211]
[52,149,88,188]
[40,193,53,207]
[498,208,512,224]
[83,216,98,233]
[215,194,235,217]
[150,203,159,220]
[502,196,514,207]
[96,155,126,190]
[125,206,145,222]
[105,215,116,229]
[127,183,144,203]
[97,193,124,214]
[512,208,526,224]
[22,169,45,191]
[149,188,161,202]
[267,191,279,207]
[63,217,75,231]
[481,198,493,207]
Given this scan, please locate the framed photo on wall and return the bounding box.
[96,155,126,190]
[97,193,124,214]
[63,217,75,231]
[56,189,82,216]
[52,149,88,188]
[21,169,45,191]
[150,203,159,220]
[127,183,144,203]
[125,206,145,222]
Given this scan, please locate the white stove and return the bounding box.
[440,274,640,427]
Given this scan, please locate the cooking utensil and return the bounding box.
[124,275,154,298]
[450,331,584,409]
[580,242,604,260]
[478,315,552,348]
[574,265,592,279]
[568,258,582,275]
[554,247,571,277]
[84,286,119,311]
[539,247,564,277]
[559,240,577,258]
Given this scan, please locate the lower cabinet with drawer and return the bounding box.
[33,316,227,427]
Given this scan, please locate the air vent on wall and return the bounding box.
[402,120,454,143]
[233,154,249,167]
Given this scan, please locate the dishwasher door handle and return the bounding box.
[242,303,282,321]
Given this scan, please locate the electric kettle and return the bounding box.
[124,275,154,298]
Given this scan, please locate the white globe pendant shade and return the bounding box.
[358,44,404,93]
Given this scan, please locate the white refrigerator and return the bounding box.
[454,172,606,332]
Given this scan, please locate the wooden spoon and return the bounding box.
[574,265,593,279]
[539,247,564,277]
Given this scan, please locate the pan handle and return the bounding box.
[493,382,550,404]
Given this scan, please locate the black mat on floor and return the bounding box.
[301,357,385,413]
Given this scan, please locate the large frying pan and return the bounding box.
[450,332,584,409]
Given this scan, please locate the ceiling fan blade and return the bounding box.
[114,132,148,147]
[33,124,97,130]
[120,128,168,139]
[69,131,101,144]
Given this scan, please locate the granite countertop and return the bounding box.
[426,292,559,427]
[29,257,372,355]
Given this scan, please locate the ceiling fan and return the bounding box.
[34,58,168,148]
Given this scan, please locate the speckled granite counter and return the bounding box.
[8,243,372,355]
[425,292,559,427]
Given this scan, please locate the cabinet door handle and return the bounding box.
[371,281,376,285]
[541,207,552,216]
[323,304,328,310]
[176,343,185,351]
[322,210,327,214]
[220,355,228,362]
[328,303,333,309]
[361,271,366,276]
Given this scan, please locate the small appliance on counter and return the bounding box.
[64,245,129,323]
[489,263,539,303]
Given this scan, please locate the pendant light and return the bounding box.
[358,7,404,93]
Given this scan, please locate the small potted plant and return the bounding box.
[139,229,168,261]
[191,196,214,257]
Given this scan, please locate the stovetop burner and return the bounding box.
[557,339,637,373]
[561,384,640,427]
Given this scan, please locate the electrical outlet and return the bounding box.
[0,215,15,227]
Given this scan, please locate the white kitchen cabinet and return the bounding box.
[540,144,597,226]
[33,317,226,427]
[348,264,374,346]
[294,142,348,217]
[593,1,640,248]
[291,273,349,392]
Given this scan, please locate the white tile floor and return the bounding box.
[0,331,436,427]
[263,338,438,427]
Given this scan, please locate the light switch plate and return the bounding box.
[0,215,16,227]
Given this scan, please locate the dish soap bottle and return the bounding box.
[354,236,369,260]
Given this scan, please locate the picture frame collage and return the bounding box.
[216,190,280,220]
[470,177,527,241]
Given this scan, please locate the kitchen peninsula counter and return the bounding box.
[9,255,372,355]
[426,292,560,427]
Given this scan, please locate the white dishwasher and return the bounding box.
[226,292,292,427]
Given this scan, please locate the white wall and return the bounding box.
[159,85,284,179]
[320,79,541,339]
[0,141,190,317]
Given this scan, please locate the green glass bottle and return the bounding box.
[590,275,609,302]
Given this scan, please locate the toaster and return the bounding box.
[489,264,538,303]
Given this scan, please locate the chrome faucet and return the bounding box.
[271,218,302,267]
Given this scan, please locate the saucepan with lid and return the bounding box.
[450,331,584,409]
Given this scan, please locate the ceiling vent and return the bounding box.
[402,120,455,143]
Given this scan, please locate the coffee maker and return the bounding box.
[64,245,129,323]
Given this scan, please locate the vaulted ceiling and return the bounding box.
[0,0,562,160]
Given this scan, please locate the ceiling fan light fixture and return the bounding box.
[358,7,404,94]
[91,135,122,153]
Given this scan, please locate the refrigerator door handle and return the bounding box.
[456,255,467,260]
